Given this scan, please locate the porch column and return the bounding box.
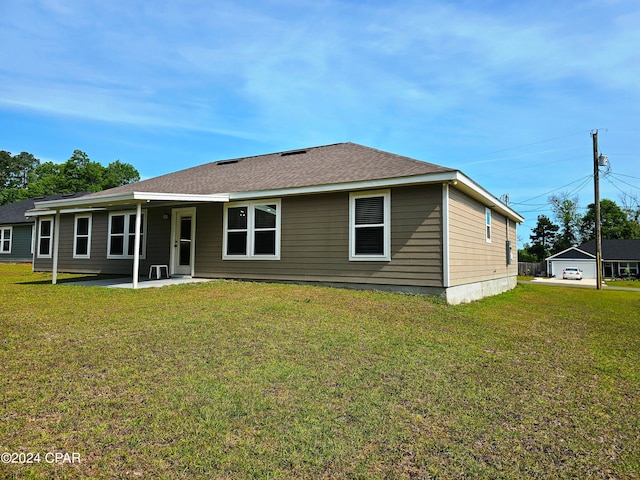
[132,202,142,289]
[52,210,61,285]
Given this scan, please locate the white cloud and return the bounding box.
[1,0,638,147]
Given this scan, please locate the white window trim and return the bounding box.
[73,214,92,259]
[37,217,54,259]
[485,207,492,243]
[0,226,12,254]
[222,199,281,260]
[349,190,391,262]
[107,210,147,259]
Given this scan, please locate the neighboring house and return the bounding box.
[26,143,523,304]
[546,239,640,279]
[0,193,87,263]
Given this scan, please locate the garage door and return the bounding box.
[550,260,597,279]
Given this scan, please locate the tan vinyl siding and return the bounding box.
[196,185,443,288]
[448,188,517,285]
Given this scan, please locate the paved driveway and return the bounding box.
[524,277,640,291]
[529,277,598,287]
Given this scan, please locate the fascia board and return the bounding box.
[25,172,523,224]
[32,192,230,210]
[229,171,524,223]
[25,207,107,217]
[452,172,525,223]
[545,247,596,260]
[25,209,57,217]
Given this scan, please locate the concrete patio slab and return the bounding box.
[63,276,213,289]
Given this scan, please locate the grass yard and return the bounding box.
[606,279,640,289]
[1,264,639,479]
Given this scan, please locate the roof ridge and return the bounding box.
[210,142,351,165]
[344,142,451,170]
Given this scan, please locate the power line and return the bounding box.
[510,174,593,205]
[462,130,590,160]
[606,173,640,193]
[609,171,640,182]
[565,175,594,198]
[604,175,630,197]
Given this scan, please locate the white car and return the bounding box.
[562,267,583,280]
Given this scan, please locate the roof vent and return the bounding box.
[281,149,307,157]
[217,159,239,166]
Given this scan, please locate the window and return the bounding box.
[619,262,638,276]
[349,190,390,261]
[107,211,146,259]
[223,200,280,259]
[0,227,11,254]
[38,217,53,258]
[485,208,492,243]
[73,214,92,258]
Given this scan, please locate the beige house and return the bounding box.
[27,143,523,304]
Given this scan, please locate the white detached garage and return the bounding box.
[546,247,597,279]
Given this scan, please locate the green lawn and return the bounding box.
[606,279,640,289]
[1,264,639,479]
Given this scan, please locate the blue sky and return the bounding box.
[1,0,639,246]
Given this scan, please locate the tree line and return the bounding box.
[519,192,640,262]
[1,150,140,206]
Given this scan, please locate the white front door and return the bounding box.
[171,208,196,276]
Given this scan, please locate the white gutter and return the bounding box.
[230,171,524,223]
[24,171,523,223]
[442,184,450,288]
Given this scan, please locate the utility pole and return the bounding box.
[591,130,603,290]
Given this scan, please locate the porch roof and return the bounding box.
[26,191,230,216]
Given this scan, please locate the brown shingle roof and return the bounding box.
[86,142,454,197]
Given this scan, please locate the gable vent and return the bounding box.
[217,159,239,166]
[281,149,307,157]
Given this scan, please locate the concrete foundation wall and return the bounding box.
[445,275,518,305]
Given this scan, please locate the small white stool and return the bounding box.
[148,264,169,279]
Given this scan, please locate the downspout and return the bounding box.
[442,184,450,288]
[132,202,142,289]
[506,217,512,268]
[52,210,61,285]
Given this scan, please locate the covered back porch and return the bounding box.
[27,191,229,288]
